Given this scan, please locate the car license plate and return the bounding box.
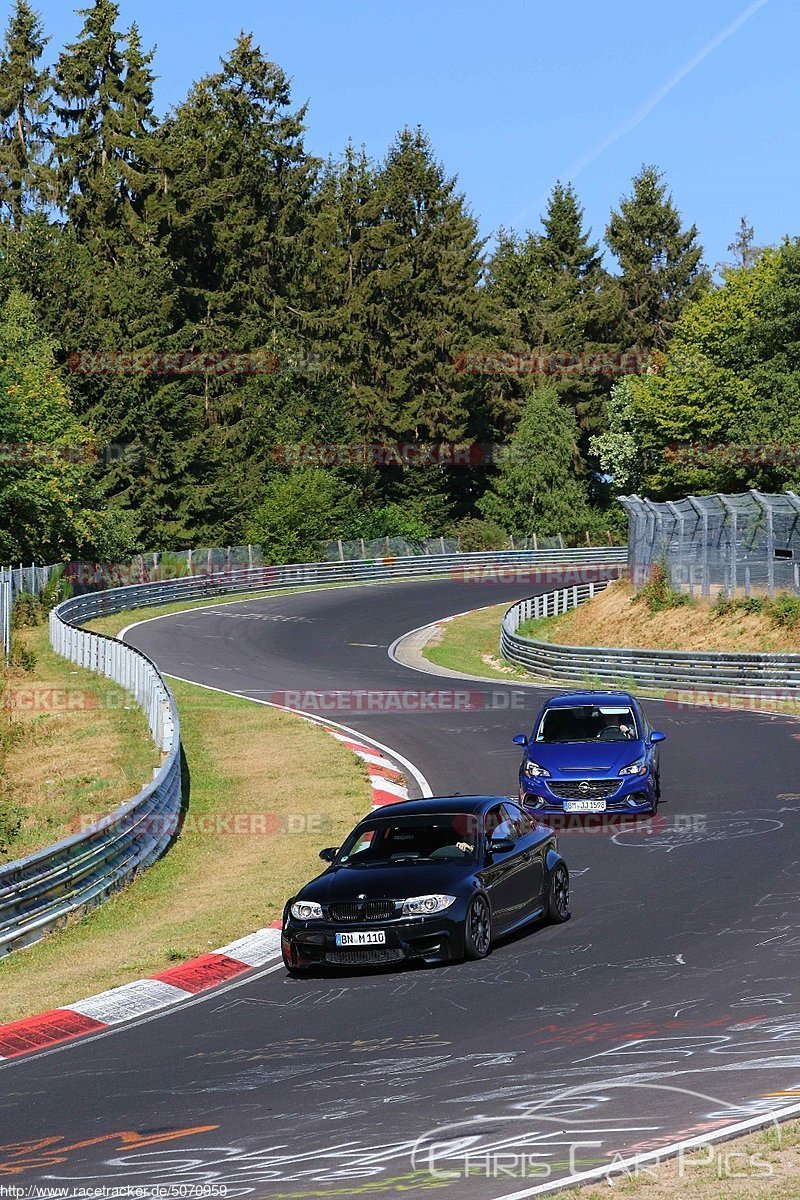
[563,799,607,813]
[335,930,386,946]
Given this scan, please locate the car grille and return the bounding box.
[325,947,404,966]
[548,780,620,799]
[327,901,396,922]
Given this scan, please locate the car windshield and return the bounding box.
[337,814,480,865]
[535,704,639,743]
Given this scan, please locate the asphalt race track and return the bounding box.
[3,573,800,1197]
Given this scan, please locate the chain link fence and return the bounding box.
[2,533,619,659]
[620,491,800,598]
[0,562,61,662]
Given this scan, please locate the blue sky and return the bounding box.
[30,0,794,271]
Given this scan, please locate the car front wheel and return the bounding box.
[464,894,492,959]
[547,863,570,923]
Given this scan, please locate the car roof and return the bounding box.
[357,795,513,819]
[543,690,637,709]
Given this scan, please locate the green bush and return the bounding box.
[0,798,22,859]
[8,639,37,671]
[636,560,691,613]
[447,517,508,552]
[766,594,800,628]
[10,593,44,628]
[39,566,73,610]
[711,592,735,618]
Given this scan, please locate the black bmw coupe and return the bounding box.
[281,795,570,972]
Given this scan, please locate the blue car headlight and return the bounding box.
[524,760,551,778]
[619,757,647,776]
[290,900,323,920]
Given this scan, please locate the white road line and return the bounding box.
[159,673,432,798]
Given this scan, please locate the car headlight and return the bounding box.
[290,900,323,920]
[402,894,457,916]
[619,757,647,776]
[524,760,551,778]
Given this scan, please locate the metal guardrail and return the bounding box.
[0,611,181,956]
[0,546,626,955]
[501,582,800,695]
[57,547,627,623]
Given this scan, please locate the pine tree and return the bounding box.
[478,383,589,537]
[163,32,316,346]
[315,126,490,443]
[487,182,624,456]
[114,23,161,239]
[0,0,52,229]
[606,165,708,351]
[727,216,763,270]
[53,1,159,256]
[156,34,320,541]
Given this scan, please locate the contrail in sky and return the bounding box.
[509,0,771,230]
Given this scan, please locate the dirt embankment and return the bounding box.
[523,580,800,654]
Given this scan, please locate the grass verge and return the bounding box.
[423,586,800,711]
[0,675,369,1022]
[421,604,531,681]
[0,622,158,863]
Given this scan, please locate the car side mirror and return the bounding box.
[650,731,666,744]
[489,836,515,854]
[512,734,528,747]
[319,847,338,863]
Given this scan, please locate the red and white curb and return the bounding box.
[0,928,283,1060]
[0,726,410,1062]
[325,727,410,808]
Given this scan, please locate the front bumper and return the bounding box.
[282,909,467,970]
[519,772,656,815]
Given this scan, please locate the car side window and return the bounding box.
[499,803,524,839]
[485,805,507,840]
[507,803,535,835]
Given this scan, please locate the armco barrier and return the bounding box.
[0,547,625,955]
[501,583,800,695]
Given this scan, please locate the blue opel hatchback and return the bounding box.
[514,691,665,817]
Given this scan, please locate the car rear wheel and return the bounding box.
[547,863,570,923]
[464,894,492,959]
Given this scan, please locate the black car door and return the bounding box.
[481,803,533,931]
[505,802,547,913]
